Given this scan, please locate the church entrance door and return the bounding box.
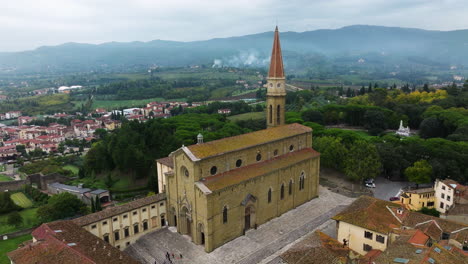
[186,218,191,236]
[245,206,252,230]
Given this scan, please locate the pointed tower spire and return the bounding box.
[268,26,285,78]
[266,26,286,128]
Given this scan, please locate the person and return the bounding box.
[179,254,183,259]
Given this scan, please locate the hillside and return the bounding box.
[1,25,468,74]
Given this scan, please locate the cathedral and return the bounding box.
[157,27,320,252]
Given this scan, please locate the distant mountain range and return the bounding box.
[1,25,468,74]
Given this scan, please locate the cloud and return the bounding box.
[1,0,468,51]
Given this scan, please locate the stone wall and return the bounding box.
[0,180,28,192]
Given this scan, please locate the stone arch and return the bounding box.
[160,213,166,227]
[180,206,192,238]
[170,207,177,227]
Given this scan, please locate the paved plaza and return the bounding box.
[124,186,354,264]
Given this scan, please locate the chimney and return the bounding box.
[197,133,203,144]
[397,208,404,215]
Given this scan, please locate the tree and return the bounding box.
[7,211,23,227]
[91,197,96,213]
[0,192,20,214]
[363,109,387,135]
[313,136,348,169]
[37,192,87,222]
[404,160,432,188]
[57,142,65,154]
[95,197,102,212]
[301,109,324,124]
[418,207,440,217]
[423,83,430,92]
[343,140,381,182]
[419,117,445,139]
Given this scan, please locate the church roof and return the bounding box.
[186,123,311,160]
[268,26,285,78]
[200,148,319,192]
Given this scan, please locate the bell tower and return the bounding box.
[266,26,286,128]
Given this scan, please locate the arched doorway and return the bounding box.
[198,223,205,245]
[181,206,192,237]
[160,214,166,227]
[244,205,256,231]
[170,207,177,227]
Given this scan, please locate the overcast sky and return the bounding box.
[2,0,467,52]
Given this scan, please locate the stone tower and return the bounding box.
[266,26,286,128]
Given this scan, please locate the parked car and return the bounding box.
[389,197,400,201]
[365,182,376,188]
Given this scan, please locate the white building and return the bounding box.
[435,179,464,214]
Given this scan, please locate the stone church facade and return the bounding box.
[157,27,320,252]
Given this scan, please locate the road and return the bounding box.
[373,176,408,200]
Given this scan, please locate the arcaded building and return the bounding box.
[157,27,321,252]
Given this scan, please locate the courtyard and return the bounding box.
[124,186,353,264]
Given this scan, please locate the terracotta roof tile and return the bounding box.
[187,123,311,160]
[201,148,319,192]
[268,26,285,78]
[7,221,139,264]
[156,157,174,168]
[280,231,357,264]
[73,193,165,226]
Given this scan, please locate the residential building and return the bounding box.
[435,179,463,213]
[332,196,468,256]
[400,187,435,210]
[72,194,166,250]
[7,220,138,264]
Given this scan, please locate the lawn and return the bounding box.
[227,111,265,122]
[63,164,79,175]
[0,234,32,264]
[0,208,38,234]
[0,174,12,182]
[10,193,33,208]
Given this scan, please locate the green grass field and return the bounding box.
[0,174,12,182]
[227,112,265,122]
[0,234,32,264]
[63,165,79,175]
[0,208,38,234]
[10,193,33,209]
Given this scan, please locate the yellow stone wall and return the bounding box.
[337,221,389,255]
[400,190,435,211]
[81,200,166,250]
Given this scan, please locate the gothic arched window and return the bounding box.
[289,179,293,195]
[223,206,228,224]
[299,172,305,190]
[280,184,285,200]
[277,105,281,123]
[269,105,273,124]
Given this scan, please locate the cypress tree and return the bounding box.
[91,197,96,213]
